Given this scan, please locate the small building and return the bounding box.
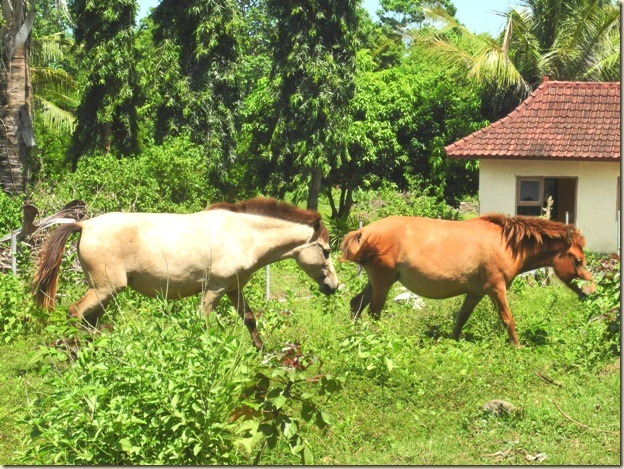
[445,78,620,253]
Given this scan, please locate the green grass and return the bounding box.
[0,338,53,463]
[0,257,620,465]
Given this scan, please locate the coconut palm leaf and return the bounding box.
[410,6,532,96]
[29,32,78,135]
[411,0,619,100]
[31,32,73,65]
[549,0,620,80]
[34,96,76,134]
[31,67,77,100]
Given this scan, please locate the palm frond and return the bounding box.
[410,6,531,96]
[31,32,74,66]
[34,97,76,135]
[539,0,620,80]
[31,67,78,106]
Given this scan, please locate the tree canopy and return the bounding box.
[0,0,618,217]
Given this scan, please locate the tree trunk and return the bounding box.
[0,1,35,195]
[307,165,322,211]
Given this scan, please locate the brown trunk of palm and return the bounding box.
[0,2,35,195]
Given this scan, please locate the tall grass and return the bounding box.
[0,210,619,465]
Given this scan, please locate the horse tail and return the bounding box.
[33,223,82,310]
[340,229,380,265]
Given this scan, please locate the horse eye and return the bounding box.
[575,258,583,266]
[322,248,330,259]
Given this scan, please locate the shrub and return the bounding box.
[0,273,39,343]
[34,136,217,214]
[0,192,23,234]
[351,184,459,225]
[584,253,620,355]
[18,305,341,465]
[337,322,405,383]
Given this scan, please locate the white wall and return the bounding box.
[479,159,621,253]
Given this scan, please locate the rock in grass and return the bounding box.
[482,400,517,416]
[393,289,426,310]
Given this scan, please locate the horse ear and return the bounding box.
[566,227,575,243]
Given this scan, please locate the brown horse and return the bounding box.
[340,213,596,345]
[33,198,339,349]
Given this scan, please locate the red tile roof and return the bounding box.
[445,80,621,161]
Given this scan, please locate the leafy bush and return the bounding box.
[584,254,620,355]
[337,322,405,383]
[351,184,459,225]
[0,273,38,343]
[0,192,23,234]
[33,136,217,214]
[326,213,359,250]
[18,305,340,465]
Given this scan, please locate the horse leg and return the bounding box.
[68,267,128,328]
[350,281,373,319]
[69,286,117,328]
[487,288,520,346]
[227,290,263,350]
[201,288,226,315]
[452,294,484,340]
[366,266,396,320]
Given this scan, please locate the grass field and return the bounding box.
[0,251,619,465]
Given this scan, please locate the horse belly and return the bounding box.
[126,271,206,299]
[396,263,482,299]
[125,249,236,299]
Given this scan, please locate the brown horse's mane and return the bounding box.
[480,213,585,255]
[208,197,328,241]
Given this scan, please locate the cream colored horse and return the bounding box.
[33,198,339,349]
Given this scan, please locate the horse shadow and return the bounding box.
[423,326,550,347]
[520,328,550,346]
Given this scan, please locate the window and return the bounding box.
[516,177,577,223]
[517,179,543,216]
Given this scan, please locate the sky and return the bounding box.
[137,0,516,36]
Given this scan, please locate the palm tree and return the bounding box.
[0,0,77,195]
[0,0,36,195]
[410,0,620,115]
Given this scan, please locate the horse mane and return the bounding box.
[480,213,585,256]
[208,197,328,241]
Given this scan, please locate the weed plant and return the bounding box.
[0,188,619,465]
[16,298,342,465]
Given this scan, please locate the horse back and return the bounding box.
[75,210,278,298]
[343,216,510,289]
[341,216,424,268]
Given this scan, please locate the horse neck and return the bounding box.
[248,217,314,267]
[515,238,564,273]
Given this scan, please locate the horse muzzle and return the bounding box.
[574,277,597,299]
[319,276,339,295]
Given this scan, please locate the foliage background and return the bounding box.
[0,0,619,465]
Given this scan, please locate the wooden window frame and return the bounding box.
[515,176,578,220]
[516,177,544,216]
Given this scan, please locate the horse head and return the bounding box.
[552,231,596,298]
[293,232,339,295]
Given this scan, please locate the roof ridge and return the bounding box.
[541,80,620,86]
